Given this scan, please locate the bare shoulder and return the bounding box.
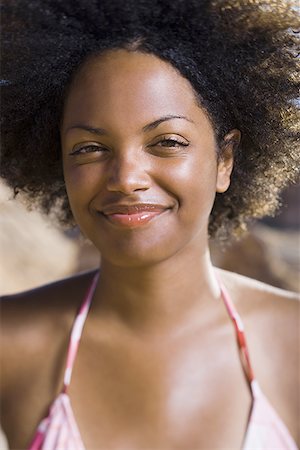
[217,267,299,316]
[216,268,299,369]
[217,268,299,442]
[0,269,97,396]
[217,268,299,341]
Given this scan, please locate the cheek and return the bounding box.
[159,150,218,208]
[180,158,218,238]
[63,163,104,216]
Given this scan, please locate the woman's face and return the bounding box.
[61,50,233,267]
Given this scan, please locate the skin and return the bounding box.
[1,50,299,449]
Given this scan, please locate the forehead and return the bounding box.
[62,50,207,132]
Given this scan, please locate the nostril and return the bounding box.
[106,164,151,194]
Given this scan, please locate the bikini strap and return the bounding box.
[62,272,254,392]
[62,272,99,393]
[219,282,255,386]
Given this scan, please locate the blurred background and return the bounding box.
[1,179,299,295]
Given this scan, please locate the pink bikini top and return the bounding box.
[28,273,298,450]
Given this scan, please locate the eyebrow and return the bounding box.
[142,115,194,132]
[65,115,194,136]
[65,124,107,136]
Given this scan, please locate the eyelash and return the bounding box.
[152,138,189,148]
[69,145,106,155]
[69,138,189,156]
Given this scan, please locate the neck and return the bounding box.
[93,244,221,336]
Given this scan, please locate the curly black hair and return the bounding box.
[1,0,299,241]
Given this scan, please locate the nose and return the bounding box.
[106,151,151,194]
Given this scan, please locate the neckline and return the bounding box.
[62,272,256,393]
[60,271,257,449]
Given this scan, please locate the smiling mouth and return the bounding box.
[99,204,170,228]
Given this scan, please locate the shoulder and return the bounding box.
[0,269,97,335]
[216,268,299,442]
[216,269,299,376]
[216,268,299,341]
[0,270,97,396]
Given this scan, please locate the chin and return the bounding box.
[89,233,183,269]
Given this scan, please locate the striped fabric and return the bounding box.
[29,273,99,450]
[28,273,298,450]
[220,284,298,450]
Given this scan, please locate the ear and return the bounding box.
[216,129,241,193]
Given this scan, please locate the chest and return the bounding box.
[67,333,252,449]
[9,321,252,450]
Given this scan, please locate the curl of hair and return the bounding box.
[1,0,299,240]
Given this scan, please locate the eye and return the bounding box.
[69,144,108,156]
[155,138,189,148]
[148,136,190,157]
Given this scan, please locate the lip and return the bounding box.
[99,203,170,228]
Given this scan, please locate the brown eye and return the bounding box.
[157,138,189,148]
[69,145,108,155]
[148,136,190,158]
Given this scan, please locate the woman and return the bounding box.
[1,1,299,449]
